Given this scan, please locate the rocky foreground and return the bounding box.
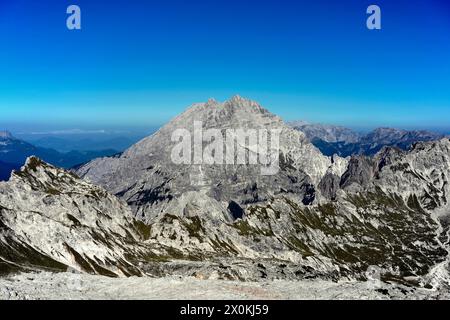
[1,271,449,300]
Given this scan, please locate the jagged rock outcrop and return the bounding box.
[339,156,376,191]
[139,139,450,286]
[0,131,13,139]
[364,128,444,148]
[0,157,161,277]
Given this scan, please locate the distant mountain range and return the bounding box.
[289,121,361,144]
[21,135,144,153]
[290,123,446,157]
[0,131,119,181]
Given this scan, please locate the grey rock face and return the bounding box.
[372,139,450,210]
[0,131,13,139]
[78,96,341,222]
[362,127,443,146]
[3,146,449,284]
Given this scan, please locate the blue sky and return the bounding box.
[0,0,449,132]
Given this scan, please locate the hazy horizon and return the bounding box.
[1,0,450,131]
[2,95,450,137]
[1,114,450,138]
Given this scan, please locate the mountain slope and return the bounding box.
[78,96,344,222]
[2,102,450,290]
[0,157,163,277]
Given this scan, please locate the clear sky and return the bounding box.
[1,0,449,132]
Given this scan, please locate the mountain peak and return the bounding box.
[12,156,82,193]
[205,98,218,106]
[225,95,257,106]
